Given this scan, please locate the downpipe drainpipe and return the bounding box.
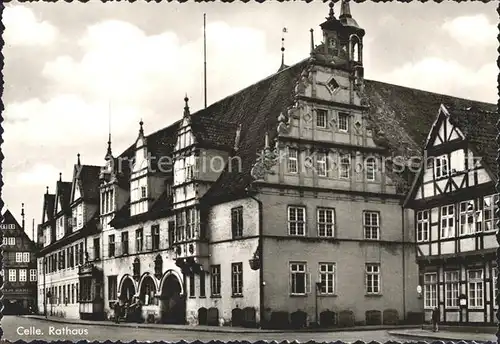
[401,205,407,322]
[246,188,264,328]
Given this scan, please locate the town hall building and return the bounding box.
[35,0,497,327]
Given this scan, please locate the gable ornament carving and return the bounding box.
[250,146,279,181]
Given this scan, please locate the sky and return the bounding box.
[2,0,498,239]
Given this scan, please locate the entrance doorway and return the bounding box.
[120,277,136,304]
[159,273,185,324]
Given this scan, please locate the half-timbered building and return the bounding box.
[404,103,498,325]
[2,207,38,314]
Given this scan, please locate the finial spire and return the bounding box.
[21,203,25,230]
[340,0,352,19]
[310,28,315,54]
[46,186,49,194]
[77,153,81,166]
[328,0,335,19]
[264,132,270,149]
[139,119,144,137]
[59,172,62,181]
[184,94,191,118]
[281,27,287,68]
[106,99,113,159]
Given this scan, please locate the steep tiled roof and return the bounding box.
[362,80,497,159]
[43,194,55,222]
[2,209,21,227]
[56,181,72,214]
[445,104,498,177]
[78,165,102,203]
[191,116,238,150]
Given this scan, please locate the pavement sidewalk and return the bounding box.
[388,329,497,343]
[23,315,422,334]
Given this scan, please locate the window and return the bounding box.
[319,263,335,295]
[364,211,380,240]
[365,157,376,181]
[94,237,100,260]
[152,225,160,250]
[443,270,459,308]
[365,263,380,294]
[468,269,484,308]
[175,212,185,243]
[317,208,335,237]
[231,262,243,296]
[18,269,27,282]
[9,269,16,282]
[287,148,298,174]
[121,232,129,255]
[189,274,195,297]
[199,271,206,298]
[30,269,37,282]
[108,276,117,301]
[441,205,455,238]
[434,155,449,178]
[290,262,309,295]
[141,186,147,199]
[459,200,475,235]
[2,237,7,245]
[339,154,350,179]
[316,152,327,177]
[108,235,115,257]
[316,109,327,128]
[136,228,143,252]
[288,206,306,236]
[424,272,438,309]
[231,207,243,238]
[9,237,16,245]
[210,265,221,296]
[338,113,349,132]
[15,252,22,262]
[482,194,498,232]
[416,210,429,242]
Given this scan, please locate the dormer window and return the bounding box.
[434,155,449,179]
[328,37,337,49]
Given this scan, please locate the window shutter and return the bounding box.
[146,235,152,251]
[306,272,312,294]
[88,241,94,260]
[289,270,293,295]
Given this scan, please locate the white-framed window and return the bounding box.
[288,206,306,236]
[319,263,335,295]
[15,252,23,263]
[231,262,243,296]
[444,270,459,308]
[493,267,498,309]
[210,265,221,296]
[482,194,498,232]
[365,157,376,181]
[434,155,449,178]
[416,210,429,242]
[9,237,16,245]
[19,269,27,282]
[289,262,310,295]
[287,148,298,174]
[316,152,327,177]
[141,186,147,199]
[2,237,7,245]
[468,269,484,308]
[339,154,351,179]
[317,208,335,237]
[338,113,349,132]
[365,263,380,294]
[459,200,475,235]
[316,109,327,128]
[363,211,380,240]
[23,252,30,263]
[9,269,16,282]
[424,272,438,309]
[30,269,37,282]
[441,205,455,238]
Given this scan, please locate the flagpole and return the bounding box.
[204,13,207,109]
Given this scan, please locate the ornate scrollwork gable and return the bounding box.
[250,142,280,181]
